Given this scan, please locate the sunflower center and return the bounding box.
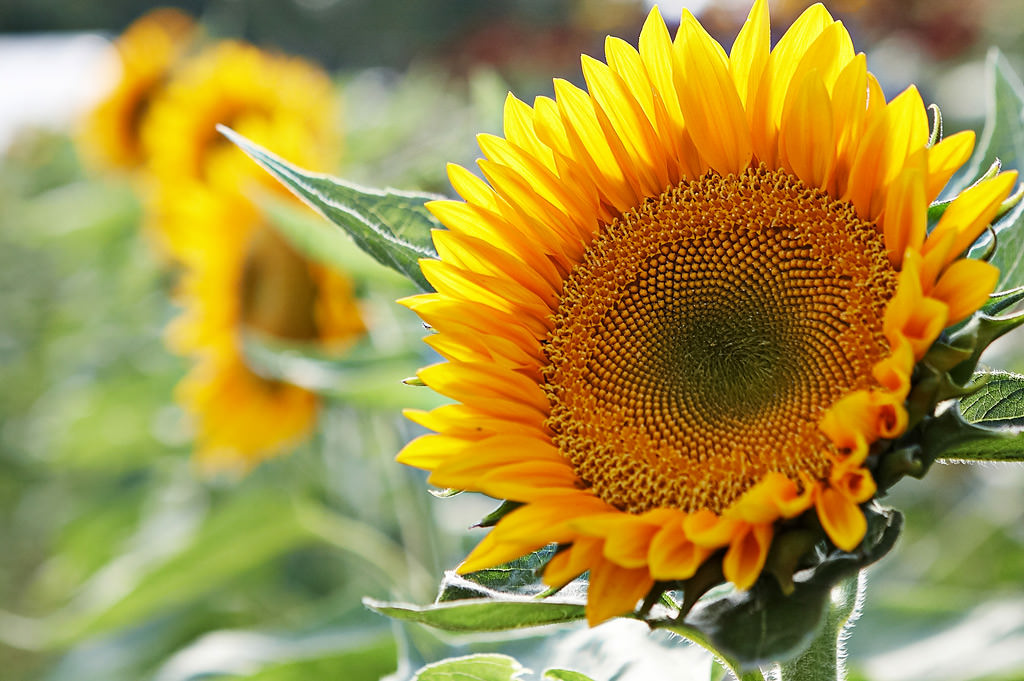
[240,225,321,341]
[542,165,898,515]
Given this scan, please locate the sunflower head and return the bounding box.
[142,40,339,200]
[79,8,197,170]
[397,0,1019,625]
[145,41,361,472]
[166,190,367,473]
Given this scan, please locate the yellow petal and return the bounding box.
[931,258,1000,325]
[780,69,835,189]
[729,0,770,109]
[816,487,866,552]
[924,171,1019,270]
[543,536,603,588]
[674,11,752,175]
[926,130,975,202]
[722,523,772,590]
[881,150,928,267]
[585,558,654,626]
[648,518,710,581]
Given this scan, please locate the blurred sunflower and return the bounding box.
[79,8,196,170]
[142,40,339,204]
[167,193,365,472]
[397,0,1019,624]
[146,42,362,472]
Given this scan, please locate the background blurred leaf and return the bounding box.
[221,126,441,291]
[543,670,595,681]
[50,493,316,646]
[947,48,1024,198]
[959,49,1024,292]
[151,625,397,681]
[242,334,446,411]
[413,653,528,681]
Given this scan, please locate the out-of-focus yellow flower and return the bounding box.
[79,8,196,170]
[142,40,338,203]
[146,41,359,472]
[167,193,365,473]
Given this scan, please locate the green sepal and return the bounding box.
[927,103,943,148]
[946,308,1024,385]
[428,487,462,498]
[981,285,1024,315]
[475,500,525,528]
[218,125,442,291]
[762,529,819,596]
[656,506,900,674]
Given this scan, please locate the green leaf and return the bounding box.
[242,334,445,411]
[413,654,528,681]
[363,597,586,633]
[155,627,398,681]
[947,48,1024,198]
[260,194,416,289]
[543,670,596,681]
[959,371,1024,427]
[958,50,1024,291]
[920,403,1024,462]
[436,547,558,601]
[219,126,441,291]
[49,493,315,646]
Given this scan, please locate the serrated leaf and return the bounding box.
[921,403,1024,462]
[946,48,1024,198]
[959,371,1024,426]
[219,126,441,291]
[413,654,528,681]
[543,670,596,681]
[436,547,557,601]
[363,596,586,632]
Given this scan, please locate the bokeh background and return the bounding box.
[2,1,1024,680]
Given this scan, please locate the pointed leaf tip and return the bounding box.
[217,126,442,291]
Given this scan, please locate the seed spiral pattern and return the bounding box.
[543,165,898,514]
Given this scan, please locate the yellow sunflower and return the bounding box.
[397,0,1019,625]
[144,41,360,471]
[142,40,339,203]
[167,191,366,472]
[79,8,196,170]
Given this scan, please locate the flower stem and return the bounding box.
[774,572,865,681]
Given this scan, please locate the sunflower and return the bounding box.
[146,42,361,471]
[397,0,1019,625]
[166,190,366,472]
[142,40,339,204]
[79,8,196,170]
